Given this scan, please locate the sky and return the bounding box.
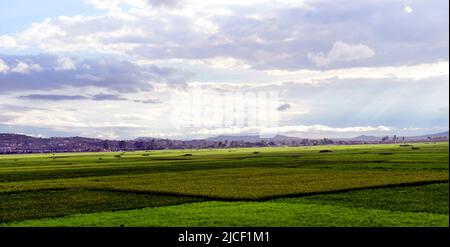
[0,0,448,140]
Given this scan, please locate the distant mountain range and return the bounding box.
[349,135,382,142]
[349,131,449,142]
[420,131,449,137]
[205,131,449,143]
[0,131,448,154]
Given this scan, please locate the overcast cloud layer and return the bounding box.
[0,0,448,139]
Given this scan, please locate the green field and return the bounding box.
[0,142,448,226]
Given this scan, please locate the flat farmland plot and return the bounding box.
[0,143,448,226]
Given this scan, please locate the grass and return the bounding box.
[0,142,448,226]
[277,183,449,214]
[0,168,447,199]
[0,189,202,223]
[3,184,448,227]
[0,143,447,182]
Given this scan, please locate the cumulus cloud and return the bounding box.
[10,61,42,74]
[404,4,413,13]
[266,61,449,82]
[0,35,23,48]
[55,57,76,71]
[0,55,190,93]
[1,0,446,70]
[0,59,9,73]
[308,41,375,67]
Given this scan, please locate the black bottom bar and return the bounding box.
[0,227,449,246]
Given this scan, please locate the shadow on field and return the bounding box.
[92,179,449,202]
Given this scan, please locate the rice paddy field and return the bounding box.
[0,142,448,227]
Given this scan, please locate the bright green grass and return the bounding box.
[4,199,447,227]
[278,183,449,214]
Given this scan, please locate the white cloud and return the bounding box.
[308,41,375,67]
[9,15,140,54]
[0,59,9,73]
[0,1,447,71]
[266,61,449,81]
[16,18,66,48]
[0,35,24,48]
[404,4,413,13]
[10,61,42,74]
[193,18,219,35]
[204,57,251,69]
[0,55,190,93]
[55,57,76,70]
